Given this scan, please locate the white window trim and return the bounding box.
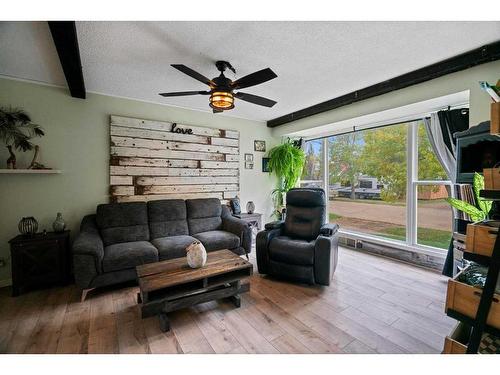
[338,229,447,259]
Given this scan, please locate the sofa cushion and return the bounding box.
[193,230,240,251]
[148,199,189,239]
[151,235,198,261]
[269,235,315,266]
[102,241,158,273]
[186,198,222,234]
[96,202,149,246]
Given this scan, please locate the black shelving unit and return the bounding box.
[446,189,500,353]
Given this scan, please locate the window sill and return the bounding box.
[338,229,447,270]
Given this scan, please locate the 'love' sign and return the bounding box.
[171,123,193,135]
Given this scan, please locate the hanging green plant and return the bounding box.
[267,139,306,218]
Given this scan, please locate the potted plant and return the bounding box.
[267,139,306,219]
[446,172,492,222]
[0,107,44,169]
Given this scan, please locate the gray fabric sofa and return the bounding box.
[72,198,252,292]
[256,188,339,285]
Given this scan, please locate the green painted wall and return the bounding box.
[0,77,279,285]
[273,61,500,137]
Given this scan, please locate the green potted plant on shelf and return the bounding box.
[0,107,44,169]
[446,172,492,222]
[267,138,306,219]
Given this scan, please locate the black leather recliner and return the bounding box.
[256,188,339,285]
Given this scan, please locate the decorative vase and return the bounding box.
[52,212,66,232]
[246,201,255,214]
[18,217,38,236]
[186,241,207,269]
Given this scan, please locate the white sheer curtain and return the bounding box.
[424,113,456,183]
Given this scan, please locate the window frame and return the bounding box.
[306,119,452,257]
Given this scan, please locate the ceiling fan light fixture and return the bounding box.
[209,91,234,110]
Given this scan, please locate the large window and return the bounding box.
[301,139,325,189]
[303,119,453,251]
[327,122,408,243]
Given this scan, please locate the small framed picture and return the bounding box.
[244,153,254,162]
[262,157,271,172]
[254,140,266,152]
[245,162,254,169]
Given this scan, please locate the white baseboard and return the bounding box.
[0,278,12,288]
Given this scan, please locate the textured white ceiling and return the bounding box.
[1,21,499,122]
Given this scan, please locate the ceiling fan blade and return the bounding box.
[231,68,277,90]
[159,90,210,97]
[171,64,215,86]
[235,92,277,107]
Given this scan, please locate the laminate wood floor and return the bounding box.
[0,246,455,354]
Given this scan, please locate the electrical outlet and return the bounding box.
[0,258,6,268]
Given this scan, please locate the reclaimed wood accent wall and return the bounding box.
[109,115,240,203]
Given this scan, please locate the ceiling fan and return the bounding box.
[159,61,278,113]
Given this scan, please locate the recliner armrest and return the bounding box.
[320,223,339,237]
[265,221,284,230]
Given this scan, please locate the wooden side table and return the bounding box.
[233,213,263,230]
[9,230,71,296]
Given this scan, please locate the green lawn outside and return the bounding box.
[329,213,342,221]
[377,226,451,249]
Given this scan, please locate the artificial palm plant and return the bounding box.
[0,107,44,168]
[267,139,306,218]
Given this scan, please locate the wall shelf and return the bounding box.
[0,169,61,174]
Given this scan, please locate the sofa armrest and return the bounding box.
[222,215,252,254]
[265,221,284,230]
[320,223,339,237]
[73,215,104,258]
[72,215,104,287]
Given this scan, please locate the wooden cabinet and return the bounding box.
[233,213,263,230]
[9,231,71,296]
[446,270,500,330]
[466,223,499,257]
[443,322,470,354]
[484,167,500,190]
[491,102,500,135]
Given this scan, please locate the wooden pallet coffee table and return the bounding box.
[136,249,253,332]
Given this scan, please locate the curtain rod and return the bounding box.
[303,103,469,142]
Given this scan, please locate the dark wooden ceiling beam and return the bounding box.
[48,21,86,99]
[267,40,500,128]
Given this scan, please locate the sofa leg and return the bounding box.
[81,288,95,302]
